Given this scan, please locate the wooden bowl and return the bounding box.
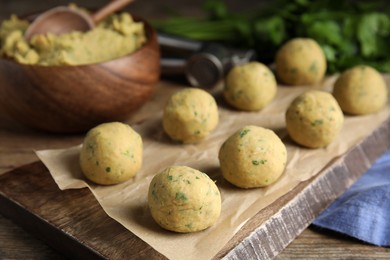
[0,14,160,133]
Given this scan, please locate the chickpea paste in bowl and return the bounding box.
[0,7,146,66]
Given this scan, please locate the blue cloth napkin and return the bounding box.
[313,148,390,246]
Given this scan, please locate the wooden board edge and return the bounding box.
[216,117,390,259]
[0,165,106,259]
[1,117,388,260]
[0,162,167,260]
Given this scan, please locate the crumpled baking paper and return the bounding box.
[36,76,390,260]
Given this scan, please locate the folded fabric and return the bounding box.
[313,148,390,246]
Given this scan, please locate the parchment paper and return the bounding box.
[36,75,390,260]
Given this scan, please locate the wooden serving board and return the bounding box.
[0,118,389,259]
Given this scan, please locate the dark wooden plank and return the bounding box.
[1,0,388,258]
[0,118,388,259]
[0,162,165,260]
[217,118,390,259]
[0,216,67,260]
[277,226,390,259]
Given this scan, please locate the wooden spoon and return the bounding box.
[25,0,134,40]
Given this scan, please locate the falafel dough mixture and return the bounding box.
[0,7,146,65]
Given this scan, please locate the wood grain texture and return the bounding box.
[277,227,390,259]
[0,14,160,133]
[217,118,390,259]
[0,162,166,259]
[1,0,390,259]
[0,217,67,260]
[0,118,388,259]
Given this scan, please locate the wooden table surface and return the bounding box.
[1,0,390,259]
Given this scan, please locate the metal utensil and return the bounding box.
[158,33,256,88]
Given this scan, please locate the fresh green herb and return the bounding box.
[185,223,193,229]
[176,192,188,201]
[153,0,390,73]
[152,189,158,200]
[87,143,95,150]
[252,159,267,165]
[239,128,250,138]
[309,62,318,73]
[123,150,131,157]
[311,119,324,126]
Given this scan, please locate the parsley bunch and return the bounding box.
[153,0,390,73]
